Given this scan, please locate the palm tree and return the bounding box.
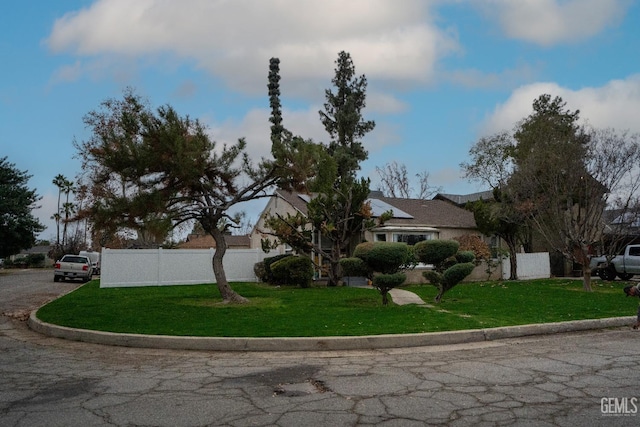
[61,179,75,247]
[52,174,67,247]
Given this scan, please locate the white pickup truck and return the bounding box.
[589,244,640,281]
[53,254,93,282]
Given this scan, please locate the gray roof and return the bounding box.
[434,191,494,206]
[274,190,476,229]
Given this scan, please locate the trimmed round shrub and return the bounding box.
[262,254,292,283]
[373,272,406,289]
[354,242,410,274]
[353,242,375,261]
[443,262,475,286]
[455,250,476,264]
[414,240,459,266]
[270,255,314,288]
[339,257,370,278]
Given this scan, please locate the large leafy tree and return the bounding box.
[466,94,640,290]
[510,97,640,290]
[264,51,377,287]
[0,157,45,258]
[461,132,530,279]
[76,89,303,303]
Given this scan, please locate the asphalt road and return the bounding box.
[1,269,639,426]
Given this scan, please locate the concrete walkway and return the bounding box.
[387,287,428,305]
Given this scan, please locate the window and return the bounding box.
[393,233,434,245]
[629,246,640,256]
[375,234,386,242]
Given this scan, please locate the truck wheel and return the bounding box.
[53,275,59,282]
[618,273,634,281]
[598,267,617,281]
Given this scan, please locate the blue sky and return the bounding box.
[2,0,639,241]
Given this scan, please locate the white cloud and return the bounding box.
[46,0,459,96]
[482,74,640,135]
[482,0,629,46]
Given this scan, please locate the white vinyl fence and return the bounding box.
[502,252,550,280]
[100,248,267,288]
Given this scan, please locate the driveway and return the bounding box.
[1,269,639,426]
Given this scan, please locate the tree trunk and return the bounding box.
[326,241,342,287]
[582,267,593,292]
[506,238,518,280]
[210,228,249,304]
[573,244,593,292]
[381,289,389,305]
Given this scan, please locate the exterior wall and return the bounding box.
[501,252,551,280]
[404,261,502,284]
[438,228,478,241]
[100,248,267,288]
[403,252,550,284]
[250,195,298,254]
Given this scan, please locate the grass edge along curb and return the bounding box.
[28,310,634,352]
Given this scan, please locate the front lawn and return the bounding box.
[35,278,637,337]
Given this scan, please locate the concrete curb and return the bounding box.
[27,311,636,352]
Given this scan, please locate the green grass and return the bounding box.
[35,279,638,337]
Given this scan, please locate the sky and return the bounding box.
[2,0,640,242]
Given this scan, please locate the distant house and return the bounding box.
[178,234,252,250]
[11,245,54,267]
[433,190,494,207]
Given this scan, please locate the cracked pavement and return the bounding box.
[1,270,639,426]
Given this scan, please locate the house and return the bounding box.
[254,190,480,250]
[178,234,252,250]
[252,190,492,281]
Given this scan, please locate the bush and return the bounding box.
[26,253,45,268]
[455,251,476,264]
[414,240,459,269]
[262,254,292,283]
[253,262,266,282]
[352,242,411,305]
[339,257,370,278]
[353,242,375,261]
[270,255,314,288]
[443,262,475,287]
[454,234,491,263]
[365,242,410,274]
[416,240,475,303]
[373,272,407,305]
[373,272,406,289]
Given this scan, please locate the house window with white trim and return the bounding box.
[393,233,435,245]
[375,233,386,242]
